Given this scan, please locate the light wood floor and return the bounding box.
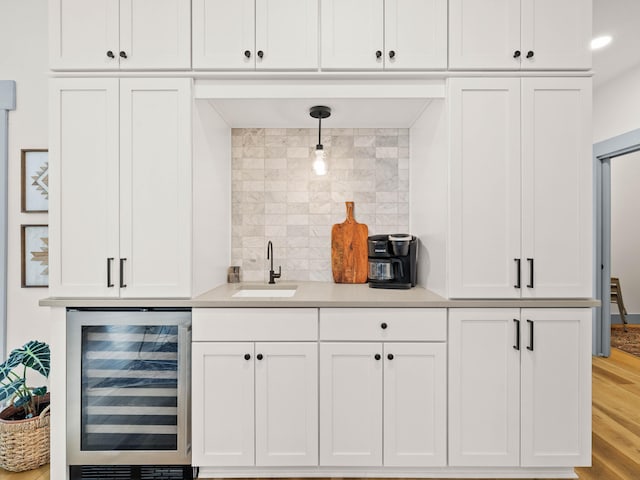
[2,348,639,480]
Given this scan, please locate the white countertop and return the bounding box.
[40,281,600,308]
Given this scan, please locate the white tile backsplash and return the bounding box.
[231,128,409,282]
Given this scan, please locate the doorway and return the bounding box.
[594,128,640,357]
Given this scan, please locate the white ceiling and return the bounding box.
[593,0,640,87]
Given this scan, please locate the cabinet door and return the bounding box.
[191,342,255,467]
[384,343,446,466]
[321,0,384,70]
[49,0,119,70]
[256,0,318,70]
[449,309,520,467]
[449,78,522,298]
[192,0,255,69]
[49,79,120,297]
[449,0,520,70]
[384,0,447,70]
[521,78,592,298]
[520,309,591,467]
[520,0,591,70]
[119,0,191,69]
[119,79,192,298]
[255,343,318,466]
[320,342,382,466]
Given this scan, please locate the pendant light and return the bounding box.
[309,105,331,176]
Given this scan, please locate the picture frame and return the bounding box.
[21,149,49,213]
[21,224,49,288]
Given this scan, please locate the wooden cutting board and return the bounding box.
[331,201,368,283]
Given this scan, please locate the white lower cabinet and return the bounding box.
[449,308,591,467]
[319,342,383,466]
[192,341,318,467]
[319,342,446,467]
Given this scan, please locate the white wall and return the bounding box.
[594,63,640,318]
[0,0,50,352]
[594,63,640,143]
[610,150,640,316]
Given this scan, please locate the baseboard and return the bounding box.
[611,313,640,325]
[197,466,579,479]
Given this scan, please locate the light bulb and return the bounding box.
[313,147,327,176]
[591,35,612,50]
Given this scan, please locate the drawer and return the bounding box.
[193,308,318,341]
[320,308,446,341]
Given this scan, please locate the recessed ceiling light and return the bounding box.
[591,35,612,50]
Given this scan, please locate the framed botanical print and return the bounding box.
[21,224,49,288]
[21,149,49,213]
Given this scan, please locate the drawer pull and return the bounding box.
[380,322,388,330]
[244,353,251,361]
[387,353,394,360]
[374,354,381,361]
[257,353,263,360]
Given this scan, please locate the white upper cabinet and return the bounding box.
[118,78,192,298]
[50,0,191,70]
[49,78,192,298]
[321,0,446,70]
[193,0,318,70]
[384,0,448,70]
[449,78,522,298]
[49,79,120,297]
[449,0,591,70]
[520,78,593,298]
[449,77,592,298]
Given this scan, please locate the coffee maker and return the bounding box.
[367,234,418,289]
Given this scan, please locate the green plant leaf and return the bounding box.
[32,386,48,396]
[19,341,50,378]
[13,392,32,408]
[0,349,25,382]
[0,378,25,402]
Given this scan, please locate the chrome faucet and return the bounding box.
[267,240,281,284]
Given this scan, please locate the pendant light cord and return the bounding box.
[318,115,322,147]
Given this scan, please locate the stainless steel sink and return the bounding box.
[232,285,298,298]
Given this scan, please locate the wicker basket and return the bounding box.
[0,396,50,472]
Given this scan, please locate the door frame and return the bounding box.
[593,128,640,357]
[0,81,16,361]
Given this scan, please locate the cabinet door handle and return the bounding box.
[526,319,534,351]
[513,319,520,350]
[106,50,115,58]
[376,50,382,59]
[514,258,521,289]
[256,354,263,360]
[244,50,251,58]
[119,51,128,59]
[527,258,534,288]
[257,50,264,59]
[387,354,394,360]
[374,354,381,361]
[244,353,251,361]
[388,50,396,59]
[380,322,388,330]
[107,258,114,287]
[119,258,127,288]
[526,50,534,58]
[513,50,521,58]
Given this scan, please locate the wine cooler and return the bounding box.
[66,308,191,468]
